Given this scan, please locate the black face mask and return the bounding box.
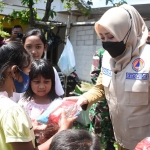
[102,41,126,58]
[146,42,150,45]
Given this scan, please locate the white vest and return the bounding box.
[102,44,150,150]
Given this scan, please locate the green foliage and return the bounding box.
[106,0,127,7]
[0,30,10,38]
[21,0,38,6]
[1,0,56,25]
[0,0,7,37]
[62,0,93,16]
[0,0,127,27]
[2,0,92,26]
[0,0,4,12]
[10,9,38,24]
[0,8,38,25]
[49,9,56,19]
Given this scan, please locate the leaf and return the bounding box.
[74,85,83,95]
[49,10,56,19]
[0,30,10,38]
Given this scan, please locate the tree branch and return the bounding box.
[42,0,54,21]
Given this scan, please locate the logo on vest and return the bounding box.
[102,67,112,77]
[132,58,144,72]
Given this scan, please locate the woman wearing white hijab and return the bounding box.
[64,4,150,150]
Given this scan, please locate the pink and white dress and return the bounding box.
[18,97,62,145]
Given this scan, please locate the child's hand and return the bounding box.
[32,109,48,132]
[32,120,47,132]
[59,109,77,131]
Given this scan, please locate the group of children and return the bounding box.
[0,27,101,150]
[13,28,64,146]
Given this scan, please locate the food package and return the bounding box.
[37,99,81,125]
[37,99,62,124]
[134,137,150,150]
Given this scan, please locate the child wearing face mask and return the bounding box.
[18,59,62,145]
[12,28,64,102]
[0,42,76,150]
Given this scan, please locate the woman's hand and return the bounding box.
[63,96,88,107]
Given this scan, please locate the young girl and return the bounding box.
[19,59,61,145]
[22,28,64,97]
[12,28,64,102]
[0,41,77,150]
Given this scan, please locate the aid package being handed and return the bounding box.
[37,99,81,125]
[134,137,150,150]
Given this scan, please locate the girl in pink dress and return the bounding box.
[19,59,61,145]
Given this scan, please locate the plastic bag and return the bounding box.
[49,101,81,124]
[37,100,81,125]
[134,137,150,150]
[37,99,62,124]
[57,37,75,76]
[76,108,90,126]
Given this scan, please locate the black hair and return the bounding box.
[22,28,47,58]
[0,41,31,86]
[24,59,58,101]
[50,129,101,150]
[12,25,23,31]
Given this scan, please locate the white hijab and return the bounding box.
[95,4,148,72]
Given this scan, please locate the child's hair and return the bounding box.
[24,59,58,100]
[50,129,101,150]
[22,28,46,45]
[22,28,47,58]
[0,41,31,86]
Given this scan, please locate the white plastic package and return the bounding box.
[37,100,82,125]
[37,99,62,124]
[57,37,76,76]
